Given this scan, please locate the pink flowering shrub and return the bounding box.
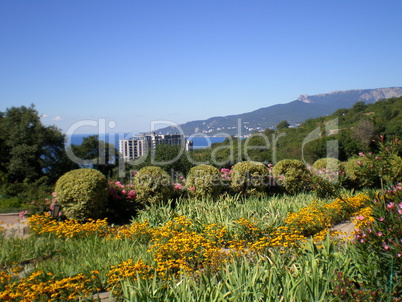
[106,180,138,223]
[345,137,402,190]
[351,184,402,296]
[172,176,186,198]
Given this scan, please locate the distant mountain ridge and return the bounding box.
[158,87,402,136]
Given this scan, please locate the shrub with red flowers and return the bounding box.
[106,181,138,223]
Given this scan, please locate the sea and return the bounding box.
[67,134,227,150]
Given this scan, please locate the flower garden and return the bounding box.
[1,139,402,301]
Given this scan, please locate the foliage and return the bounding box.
[1,188,397,301]
[0,105,77,184]
[130,144,194,177]
[345,137,402,189]
[185,165,223,199]
[71,135,119,177]
[309,158,346,198]
[105,180,137,224]
[276,120,290,130]
[230,160,270,195]
[350,185,402,298]
[191,96,402,163]
[271,159,312,194]
[54,168,108,221]
[133,166,173,205]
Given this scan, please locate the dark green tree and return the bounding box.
[0,105,76,183]
[71,135,118,177]
[276,120,290,131]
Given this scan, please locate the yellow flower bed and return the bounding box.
[0,269,99,301]
[28,213,109,238]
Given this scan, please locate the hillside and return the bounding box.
[158,87,402,136]
[189,96,402,166]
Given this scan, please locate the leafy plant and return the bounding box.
[186,165,223,199]
[54,168,108,221]
[230,161,270,195]
[271,159,312,194]
[133,166,173,205]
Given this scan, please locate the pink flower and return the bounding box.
[122,190,127,195]
[359,239,365,243]
[379,217,385,222]
[387,202,395,209]
[52,192,57,198]
[359,152,365,157]
[174,183,183,190]
[398,253,402,257]
[189,187,195,191]
[127,190,136,200]
[357,161,362,165]
[19,210,28,220]
[355,215,365,221]
[382,242,389,250]
[377,232,383,237]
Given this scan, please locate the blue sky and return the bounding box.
[1,0,401,134]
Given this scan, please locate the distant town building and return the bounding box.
[119,132,193,161]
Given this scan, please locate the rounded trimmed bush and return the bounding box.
[231,161,270,195]
[55,168,108,221]
[186,165,223,199]
[312,158,344,174]
[271,159,312,195]
[133,166,173,204]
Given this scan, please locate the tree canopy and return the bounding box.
[0,105,77,183]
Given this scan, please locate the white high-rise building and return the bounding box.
[119,132,193,161]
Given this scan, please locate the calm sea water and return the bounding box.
[67,134,227,150]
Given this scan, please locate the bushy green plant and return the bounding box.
[133,166,173,205]
[313,158,344,174]
[309,158,346,198]
[351,186,402,298]
[186,165,223,199]
[54,168,108,221]
[344,156,379,189]
[345,137,402,190]
[230,161,270,195]
[271,159,312,195]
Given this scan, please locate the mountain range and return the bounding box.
[157,87,402,136]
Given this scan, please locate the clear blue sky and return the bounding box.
[1,0,401,134]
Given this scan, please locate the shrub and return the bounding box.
[133,166,173,205]
[310,158,346,198]
[345,138,402,190]
[351,186,402,297]
[230,161,270,195]
[106,180,138,224]
[344,156,378,189]
[186,165,223,199]
[54,168,108,221]
[271,159,312,195]
[312,158,344,174]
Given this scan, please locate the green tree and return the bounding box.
[0,105,77,183]
[71,135,118,177]
[276,120,290,131]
